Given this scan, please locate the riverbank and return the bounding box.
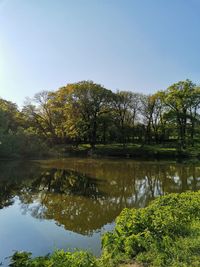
[10,191,200,267]
[1,143,200,161]
[61,143,200,160]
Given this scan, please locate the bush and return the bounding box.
[9,250,98,267]
[0,130,52,159]
[101,191,200,266]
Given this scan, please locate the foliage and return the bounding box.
[0,98,52,158]
[159,80,200,149]
[21,79,200,150]
[1,79,200,158]
[101,191,200,267]
[9,250,98,267]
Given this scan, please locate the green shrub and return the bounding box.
[101,191,200,266]
[9,250,98,267]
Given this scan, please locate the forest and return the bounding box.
[0,79,200,158]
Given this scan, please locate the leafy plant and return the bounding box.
[101,191,200,266]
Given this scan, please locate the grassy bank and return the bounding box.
[61,143,200,159]
[2,143,200,160]
[9,191,200,267]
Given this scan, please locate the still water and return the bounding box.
[0,158,200,265]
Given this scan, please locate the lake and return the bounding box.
[0,158,200,266]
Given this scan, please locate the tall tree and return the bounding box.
[160,80,200,148]
[50,81,113,147]
[112,91,141,145]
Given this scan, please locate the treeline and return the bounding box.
[0,79,200,157]
[0,98,50,158]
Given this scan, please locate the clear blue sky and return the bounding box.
[0,0,200,106]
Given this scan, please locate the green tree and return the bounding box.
[160,80,200,149]
[112,91,141,145]
[51,81,113,147]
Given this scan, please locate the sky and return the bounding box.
[0,0,200,107]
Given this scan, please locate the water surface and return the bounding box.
[0,158,200,266]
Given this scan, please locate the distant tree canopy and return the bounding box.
[0,79,200,158]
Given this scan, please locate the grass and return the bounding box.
[55,142,200,159]
[71,143,180,159]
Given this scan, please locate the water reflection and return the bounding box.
[0,159,200,236]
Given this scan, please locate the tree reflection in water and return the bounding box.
[0,159,200,235]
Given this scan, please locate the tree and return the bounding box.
[112,91,141,145]
[22,91,60,144]
[160,80,200,149]
[51,81,113,147]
